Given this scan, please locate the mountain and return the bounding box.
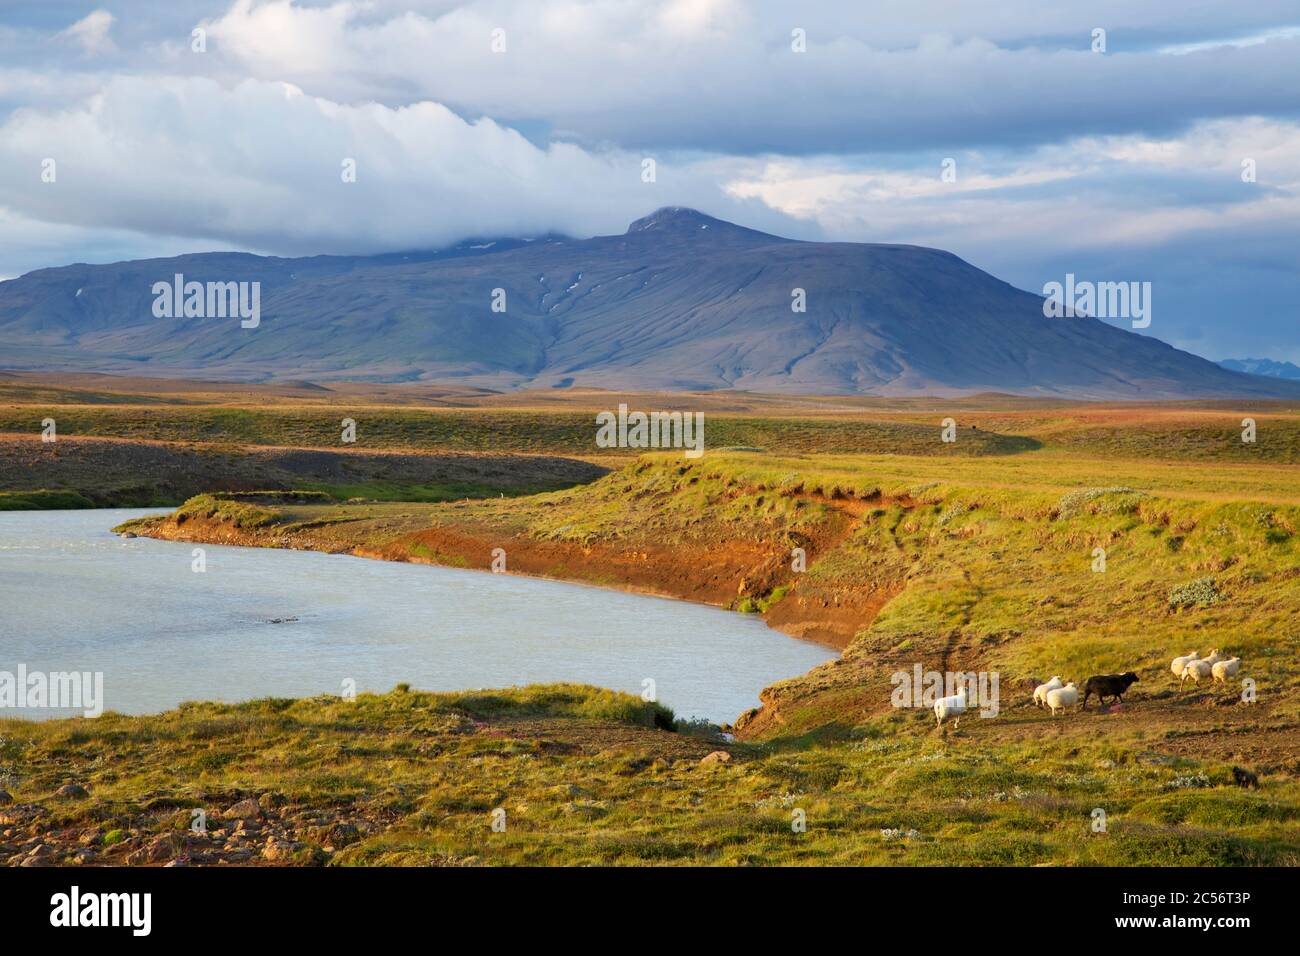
[1218,358,1300,381]
[1,206,1296,399]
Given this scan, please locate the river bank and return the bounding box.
[7,450,1300,866]
[113,452,1300,752]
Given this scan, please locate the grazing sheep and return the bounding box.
[1171,652,1199,680]
[1212,658,1241,683]
[934,690,967,728]
[1082,672,1140,709]
[1181,659,1213,685]
[1232,766,1260,789]
[1202,649,1224,666]
[1044,682,1078,716]
[1032,676,1064,708]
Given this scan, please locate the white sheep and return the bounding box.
[1202,648,1224,666]
[934,690,967,728]
[1033,676,1064,708]
[1181,659,1213,685]
[1171,652,1199,680]
[1044,682,1078,716]
[1211,658,1241,684]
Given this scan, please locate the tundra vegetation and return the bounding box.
[1,383,1298,866]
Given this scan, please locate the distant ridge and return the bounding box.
[1219,358,1300,381]
[1,208,1297,399]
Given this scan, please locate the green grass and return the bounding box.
[7,399,1300,464]
[15,424,1300,866]
[4,686,1295,866]
[172,493,279,529]
[0,404,1040,457]
[0,488,96,510]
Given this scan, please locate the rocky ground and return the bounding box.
[0,787,375,867]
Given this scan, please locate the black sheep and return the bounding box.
[1232,766,1260,789]
[1081,671,1140,709]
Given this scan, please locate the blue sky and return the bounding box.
[1,0,1298,362]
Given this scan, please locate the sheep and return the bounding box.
[934,689,967,729]
[1044,682,1078,716]
[1032,676,1064,708]
[1202,649,1224,666]
[1082,672,1139,709]
[1181,659,1213,685]
[1212,658,1241,684]
[1171,652,1199,680]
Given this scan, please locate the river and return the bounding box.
[0,509,834,722]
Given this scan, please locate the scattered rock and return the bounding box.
[226,798,262,820]
[126,836,173,865]
[119,531,137,539]
[21,844,56,866]
[168,809,197,831]
[258,792,286,812]
[0,790,11,805]
[0,805,45,827]
[54,783,88,799]
[261,838,297,862]
[327,822,361,848]
[699,750,732,767]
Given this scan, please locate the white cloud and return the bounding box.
[723,118,1300,254]
[189,0,1300,154]
[57,10,117,56]
[0,74,790,256]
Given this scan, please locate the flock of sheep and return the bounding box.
[1026,649,1243,719]
[1170,649,1242,686]
[934,649,1246,726]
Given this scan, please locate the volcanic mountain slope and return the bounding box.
[0,207,1293,399]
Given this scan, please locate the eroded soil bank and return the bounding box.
[126,489,901,653]
[116,450,1300,765]
[119,469,916,740]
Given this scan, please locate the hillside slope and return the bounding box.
[1,208,1294,399]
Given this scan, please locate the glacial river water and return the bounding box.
[0,509,834,722]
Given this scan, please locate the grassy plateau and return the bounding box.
[1,376,1298,866]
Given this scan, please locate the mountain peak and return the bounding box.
[626,207,724,233]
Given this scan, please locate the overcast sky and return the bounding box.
[1,0,1297,362]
